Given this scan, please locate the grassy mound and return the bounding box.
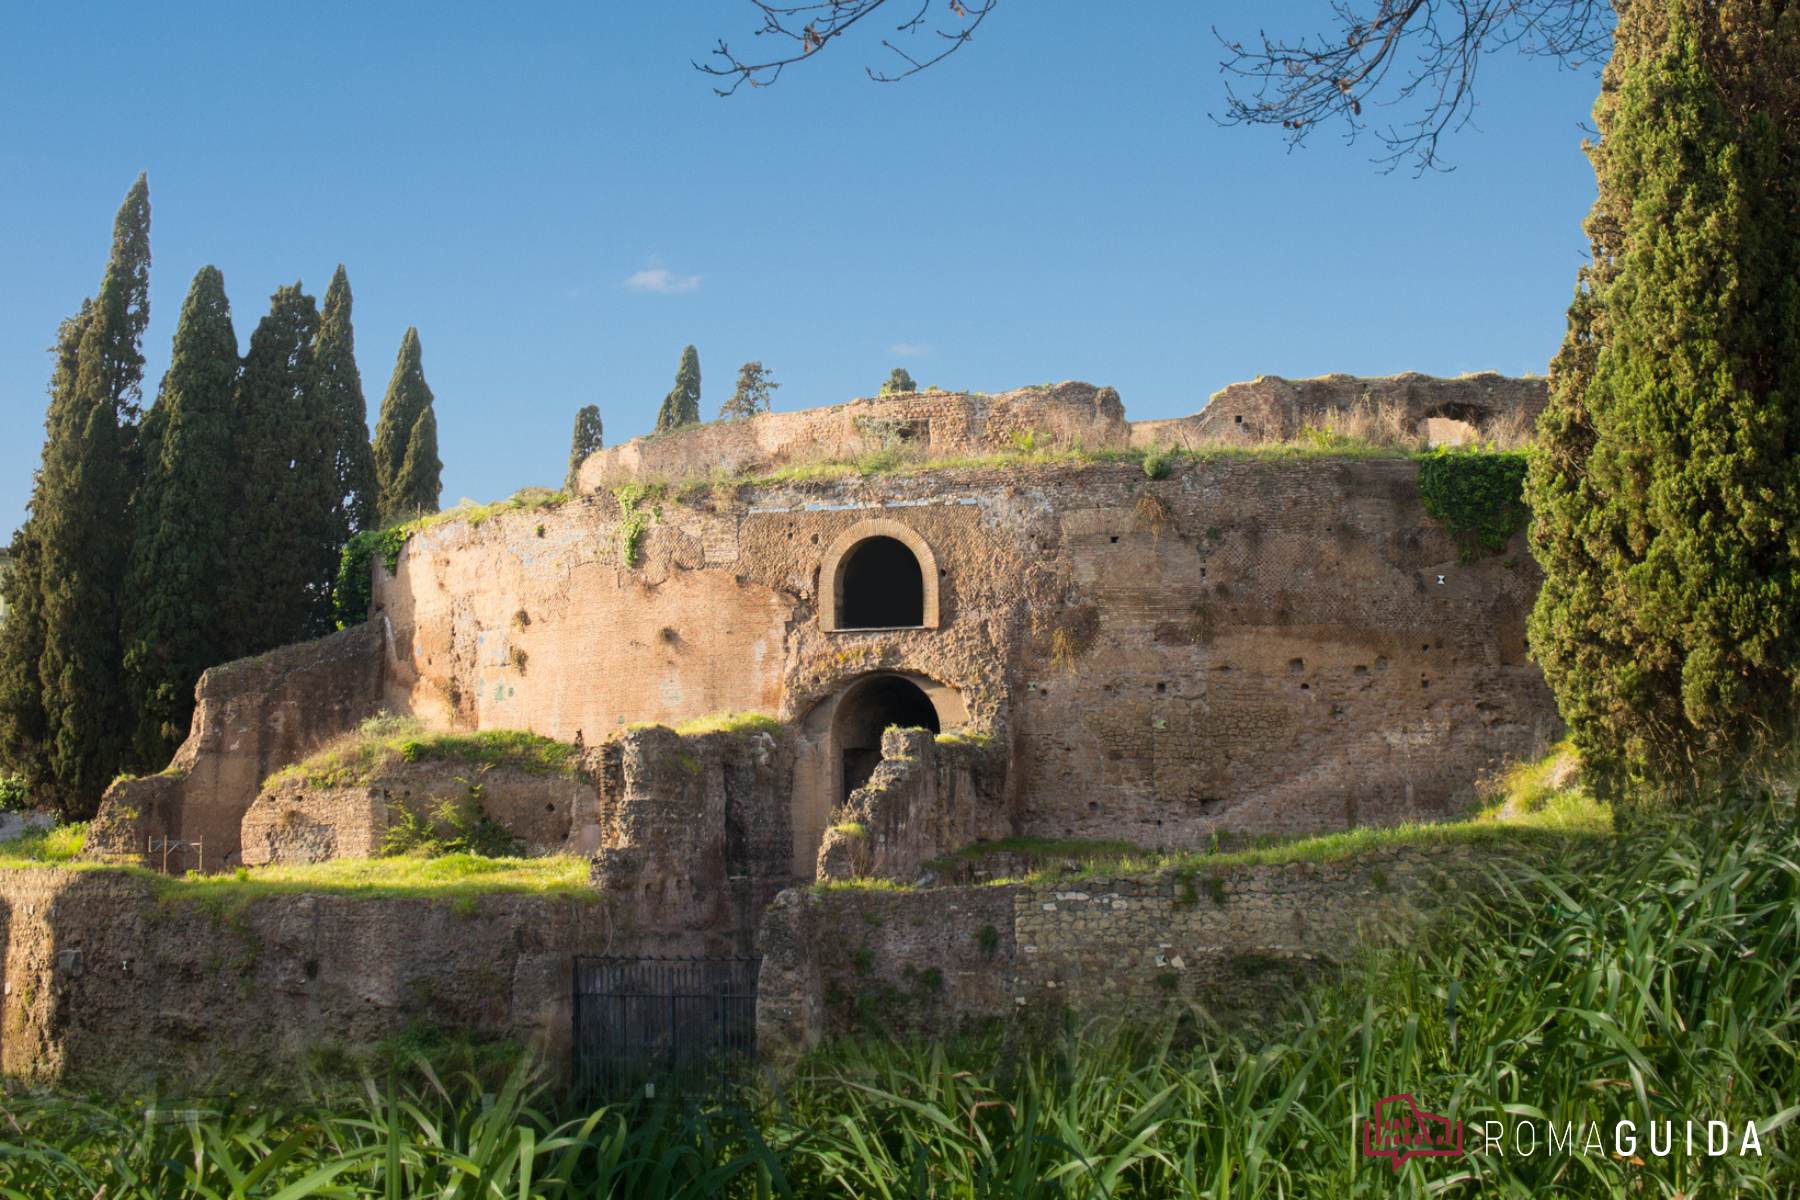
[268,713,582,790]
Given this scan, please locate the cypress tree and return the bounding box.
[373,328,436,522]
[0,308,87,801]
[315,266,379,538]
[121,266,240,767]
[222,283,336,658]
[654,345,701,432]
[392,405,442,517]
[1526,0,1800,809]
[565,404,604,493]
[29,177,153,816]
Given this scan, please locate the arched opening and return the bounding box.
[838,537,925,629]
[834,674,940,799]
[1420,402,1487,447]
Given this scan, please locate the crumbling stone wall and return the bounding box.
[589,725,792,955]
[85,622,389,871]
[757,844,1495,1052]
[815,727,1008,883]
[241,762,592,866]
[579,383,1128,488]
[0,867,618,1092]
[756,881,1023,1051]
[1132,372,1548,446]
[1011,845,1483,1021]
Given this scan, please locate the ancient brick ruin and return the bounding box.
[32,375,1562,1081]
[91,378,1556,889]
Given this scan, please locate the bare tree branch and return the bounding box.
[697,0,996,95]
[1213,1,1615,173]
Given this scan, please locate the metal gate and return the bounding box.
[572,956,760,1099]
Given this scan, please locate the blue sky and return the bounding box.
[0,1,1605,528]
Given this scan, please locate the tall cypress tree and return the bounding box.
[315,266,379,540]
[222,283,336,658]
[373,327,436,523]
[26,177,153,816]
[1526,0,1800,809]
[654,345,701,432]
[0,308,88,801]
[391,405,443,518]
[121,266,240,767]
[565,405,604,492]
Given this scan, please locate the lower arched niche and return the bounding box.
[789,672,966,879]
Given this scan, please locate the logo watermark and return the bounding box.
[1363,1094,1465,1171]
[1361,1096,1768,1172]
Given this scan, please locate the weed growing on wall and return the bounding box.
[612,483,657,566]
[1416,447,1529,561]
[381,794,522,859]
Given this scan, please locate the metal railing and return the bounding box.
[572,956,760,1101]
[147,836,203,874]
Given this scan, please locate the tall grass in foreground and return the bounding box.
[4,793,1798,1197]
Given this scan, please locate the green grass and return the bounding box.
[151,852,593,903]
[850,741,1610,893]
[673,710,785,738]
[5,785,1796,1198]
[0,820,88,867]
[267,713,582,789]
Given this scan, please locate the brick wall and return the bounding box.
[0,868,619,1092]
[376,454,1555,874]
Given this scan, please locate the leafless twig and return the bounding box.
[698,0,996,95]
[1214,0,1613,172]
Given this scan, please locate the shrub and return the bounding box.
[0,771,29,813]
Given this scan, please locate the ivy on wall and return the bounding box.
[334,525,413,629]
[1416,448,1530,562]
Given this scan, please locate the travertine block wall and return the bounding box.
[756,845,1496,1051]
[1012,845,1476,1019]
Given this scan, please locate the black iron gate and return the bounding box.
[572,956,760,1099]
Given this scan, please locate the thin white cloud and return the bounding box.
[625,267,700,294]
[889,342,933,357]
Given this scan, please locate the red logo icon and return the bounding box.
[1363,1094,1465,1171]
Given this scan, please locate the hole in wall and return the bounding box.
[839,537,925,628]
[1110,536,1119,544]
[835,675,940,798]
[1353,665,1368,677]
[1289,658,1305,673]
[1156,682,1167,694]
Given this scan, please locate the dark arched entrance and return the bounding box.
[834,674,940,798]
[838,537,925,629]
